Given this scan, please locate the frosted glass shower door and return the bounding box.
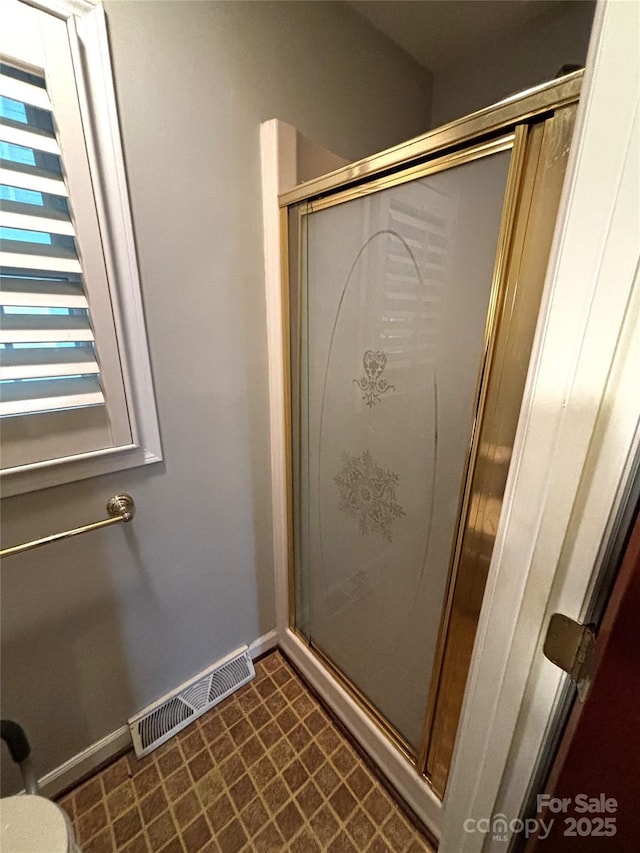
[293,143,513,753]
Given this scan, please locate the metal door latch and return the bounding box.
[543,613,596,702]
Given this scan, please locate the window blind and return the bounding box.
[0,61,104,417]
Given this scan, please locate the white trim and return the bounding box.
[248,629,279,659]
[440,2,640,850]
[0,442,161,496]
[26,0,97,19]
[259,117,349,640]
[72,4,163,461]
[22,726,131,800]
[260,119,298,633]
[1,1,163,496]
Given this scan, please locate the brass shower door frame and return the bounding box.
[280,72,582,798]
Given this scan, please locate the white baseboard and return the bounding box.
[36,726,132,800]
[249,628,278,659]
[24,630,279,799]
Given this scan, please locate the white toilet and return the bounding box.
[0,794,81,852]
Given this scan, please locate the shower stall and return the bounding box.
[273,71,582,823]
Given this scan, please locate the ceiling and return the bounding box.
[346,0,570,73]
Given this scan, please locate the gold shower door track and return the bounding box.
[280,72,582,798]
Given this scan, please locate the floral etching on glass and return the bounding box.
[333,450,405,541]
[353,350,396,408]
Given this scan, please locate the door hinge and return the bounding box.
[543,613,596,702]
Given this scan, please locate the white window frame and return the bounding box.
[1,0,162,496]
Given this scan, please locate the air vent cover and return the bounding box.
[128,646,255,757]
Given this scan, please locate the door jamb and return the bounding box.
[442,1,640,849]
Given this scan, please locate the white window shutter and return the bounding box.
[0,62,107,418]
[0,0,162,495]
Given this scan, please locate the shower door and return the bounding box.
[283,89,579,796]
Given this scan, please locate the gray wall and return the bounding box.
[431,1,595,126]
[0,1,432,794]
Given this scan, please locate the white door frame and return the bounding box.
[443,0,639,849]
[261,0,639,844]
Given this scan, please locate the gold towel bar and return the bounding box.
[0,494,135,559]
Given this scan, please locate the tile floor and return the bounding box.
[58,651,436,852]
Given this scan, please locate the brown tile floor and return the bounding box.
[58,651,436,852]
